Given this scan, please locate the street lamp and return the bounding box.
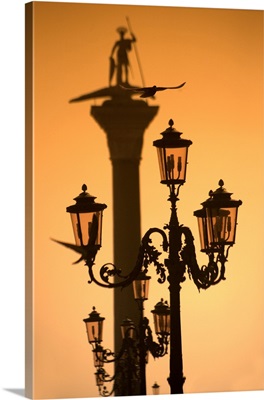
[200,179,242,250]
[133,271,150,302]
[82,294,170,396]
[152,382,160,395]
[64,184,107,267]
[151,298,171,338]
[153,118,192,186]
[83,307,105,345]
[54,119,242,396]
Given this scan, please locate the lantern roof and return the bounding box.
[121,317,135,327]
[83,306,105,323]
[202,180,242,209]
[193,207,206,218]
[151,298,170,316]
[153,119,192,149]
[66,184,107,213]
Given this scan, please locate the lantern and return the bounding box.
[151,299,171,336]
[83,307,105,344]
[66,184,107,248]
[132,271,151,301]
[120,318,136,340]
[95,368,107,387]
[153,119,192,186]
[152,382,160,395]
[92,344,104,368]
[197,180,242,251]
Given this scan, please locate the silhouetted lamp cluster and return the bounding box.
[62,118,242,396]
[82,291,169,396]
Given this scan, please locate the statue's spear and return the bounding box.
[126,16,145,87]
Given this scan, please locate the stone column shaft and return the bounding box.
[91,98,158,393]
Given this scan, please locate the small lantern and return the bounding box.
[197,180,242,251]
[83,307,105,344]
[120,317,136,340]
[92,344,104,368]
[66,184,107,248]
[152,382,160,395]
[153,119,192,186]
[95,368,106,387]
[151,299,171,336]
[132,271,151,301]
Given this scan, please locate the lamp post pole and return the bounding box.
[166,186,185,393]
[137,300,147,395]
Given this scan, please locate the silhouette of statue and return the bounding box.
[109,26,136,86]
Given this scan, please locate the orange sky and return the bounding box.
[27,1,263,398]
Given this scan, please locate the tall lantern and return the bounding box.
[151,299,171,336]
[120,317,136,340]
[200,180,242,251]
[152,382,160,395]
[66,184,107,248]
[95,368,107,387]
[153,119,192,186]
[83,307,105,344]
[132,271,151,302]
[92,344,104,368]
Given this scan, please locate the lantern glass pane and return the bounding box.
[206,207,238,246]
[196,215,209,251]
[133,278,150,301]
[157,146,188,184]
[85,320,103,343]
[70,210,103,247]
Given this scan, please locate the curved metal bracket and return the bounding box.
[180,226,228,290]
[144,318,169,359]
[86,227,168,289]
[52,227,169,289]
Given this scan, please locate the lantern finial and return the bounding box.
[82,183,87,192]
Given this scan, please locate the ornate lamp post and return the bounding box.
[82,286,170,396]
[54,119,242,395]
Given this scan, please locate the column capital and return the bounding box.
[91,99,159,161]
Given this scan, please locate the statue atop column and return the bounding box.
[69,22,143,103]
[109,27,136,86]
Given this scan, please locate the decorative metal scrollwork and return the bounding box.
[140,227,168,284]
[86,227,169,289]
[91,312,168,396]
[144,317,169,358]
[180,226,228,290]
